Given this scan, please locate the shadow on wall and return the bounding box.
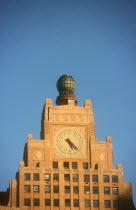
[119,194,135,210]
[0,190,9,206]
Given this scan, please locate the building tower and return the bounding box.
[0,75,135,210]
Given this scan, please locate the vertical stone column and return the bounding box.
[7,179,17,207]
[19,161,25,207]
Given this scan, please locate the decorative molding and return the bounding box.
[98,152,106,161]
[50,114,90,122]
[33,151,44,160]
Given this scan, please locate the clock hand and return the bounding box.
[65,139,73,149]
[65,139,78,150]
[71,144,78,150]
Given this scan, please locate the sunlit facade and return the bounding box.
[0,75,135,210]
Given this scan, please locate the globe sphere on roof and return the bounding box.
[57,74,76,95]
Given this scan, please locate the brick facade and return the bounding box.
[0,77,135,210]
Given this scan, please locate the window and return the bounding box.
[113,200,120,208]
[74,199,79,207]
[64,174,70,181]
[64,162,69,169]
[73,174,78,182]
[92,175,98,182]
[72,162,78,169]
[73,186,79,194]
[84,186,90,194]
[24,185,31,193]
[53,173,59,181]
[112,175,118,183]
[34,198,39,206]
[83,162,88,169]
[45,186,50,193]
[104,200,111,208]
[53,161,58,169]
[33,185,39,193]
[45,199,51,206]
[85,199,90,207]
[95,164,98,170]
[65,199,71,207]
[103,175,109,182]
[65,186,70,193]
[24,198,30,206]
[112,187,119,195]
[24,173,30,181]
[45,174,50,181]
[54,185,59,193]
[36,162,40,167]
[93,186,99,194]
[54,199,59,206]
[33,173,39,181]
[93,200,99,207]
[84,174,90,182]
[104,187,110,194]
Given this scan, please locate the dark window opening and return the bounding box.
[45,199,51,206]
[33,185,39,193]
[104,200,111,208]
[112,175,118,183]
[54,199,59,206]
[72,162,78,169]
[93,186,99,194]
[34,198,39,206]
[93,200,99,207]
[24,198,30,206]
[74,199,79,207]
[33,173,39,181]
[84,174,90,182]
[53,173,59,181]
[53,161,58,169]
[104,187,110,194]
[73,186,79,194]
[64,174,70,181]
[24,173,30,181]
[64,162,69,169]
[65,186,70,193]
[92,175,98,182]
[53,185,59,193]
[84,186,90,194]
[113,200,120,208]
[94,164,98,170]
[73,174,78,182]
[36,162,40,167]
[45,186,50,193]
[65,199,71,207]
[103,175,109,182]
[24,185,31,193]
[112,187,119,195]
[83,162,89,169]
[85,199,90,207]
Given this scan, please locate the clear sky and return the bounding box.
[0,0,136,206]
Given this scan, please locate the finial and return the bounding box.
[56,74,77,105]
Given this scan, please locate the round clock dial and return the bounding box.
[57,130,82,154]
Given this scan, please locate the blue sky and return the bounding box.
[0,0,136,206]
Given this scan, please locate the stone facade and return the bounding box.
[0,76,135,210]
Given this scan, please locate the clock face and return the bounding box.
[57,130,82,154]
